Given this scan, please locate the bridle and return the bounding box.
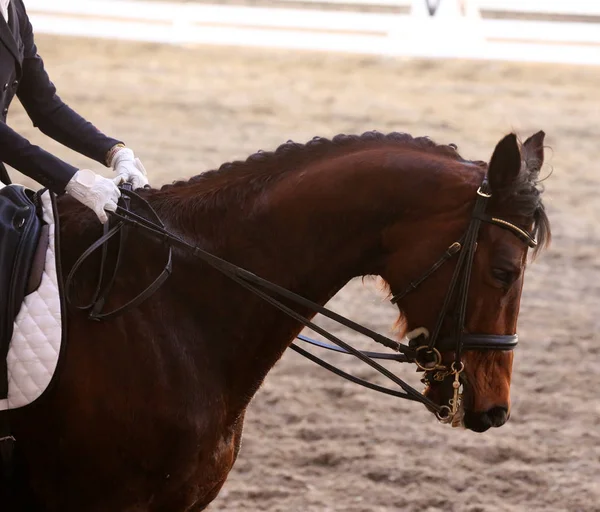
[385,177,537,419]
[65,177,537,424]
[391,178,536,360]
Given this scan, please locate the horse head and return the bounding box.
[382,131,550,432]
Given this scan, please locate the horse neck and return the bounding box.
[153,147,478,414]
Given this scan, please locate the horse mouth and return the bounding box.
[423,375,511,432]
[422,373,466,428]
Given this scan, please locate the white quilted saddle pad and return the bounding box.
[0,190,63,411]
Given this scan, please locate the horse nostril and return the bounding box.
[487,406,509,427]
[464,406,509,432]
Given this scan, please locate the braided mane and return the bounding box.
[154,130,549,252]
[160,131,471,192]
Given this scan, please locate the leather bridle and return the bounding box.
[385,177,537,419]
[65,177,537,424]
[391,178,536,362]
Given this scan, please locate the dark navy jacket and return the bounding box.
[0,0,121,193]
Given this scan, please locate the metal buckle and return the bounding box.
[476,187,492,198]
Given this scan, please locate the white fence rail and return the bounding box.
[478,0,600,16]
[24,0,600,65]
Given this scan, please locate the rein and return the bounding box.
[65,189,441,413]
[65,178,537,423]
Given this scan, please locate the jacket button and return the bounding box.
[11,80,18,89]
[2,108,8,116]
[2,84,7,91]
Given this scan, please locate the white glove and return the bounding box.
[110,147,149,190]
[65,169,121,224]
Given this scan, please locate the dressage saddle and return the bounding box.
[0,185,46,399]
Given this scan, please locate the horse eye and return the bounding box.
[492,268,515,286]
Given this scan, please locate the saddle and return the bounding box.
[0,185,46,399]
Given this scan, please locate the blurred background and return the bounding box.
[8,0,600,510]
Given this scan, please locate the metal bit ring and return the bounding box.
[436,405,453,423]
[414,346,443,371]
[451,361,465,374]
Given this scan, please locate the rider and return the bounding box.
[0,0,148,223]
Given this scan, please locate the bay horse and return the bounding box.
[4,130,549,511]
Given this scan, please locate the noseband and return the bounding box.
[66,177,537,424]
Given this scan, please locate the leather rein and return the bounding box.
[65,178,537,423]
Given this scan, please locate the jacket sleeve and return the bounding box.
[15,0,123,170]
[0,121,78,193]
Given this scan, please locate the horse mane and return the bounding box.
[156,131,480,215]
[155,130,549,253]
[160,131,474,192]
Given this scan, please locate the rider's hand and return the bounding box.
[109,146,149,190]
[65,169,120,224]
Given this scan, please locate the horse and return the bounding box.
[4,130,550,511]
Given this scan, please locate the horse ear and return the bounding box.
[522,130,545,174]
[488,133,521,192]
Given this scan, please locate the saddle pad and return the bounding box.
[0,190,63,411]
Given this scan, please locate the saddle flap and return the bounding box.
[0,185,43,398]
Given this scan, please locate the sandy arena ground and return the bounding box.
[8,35,600,511]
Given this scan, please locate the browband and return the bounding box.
[475,213,537,248]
